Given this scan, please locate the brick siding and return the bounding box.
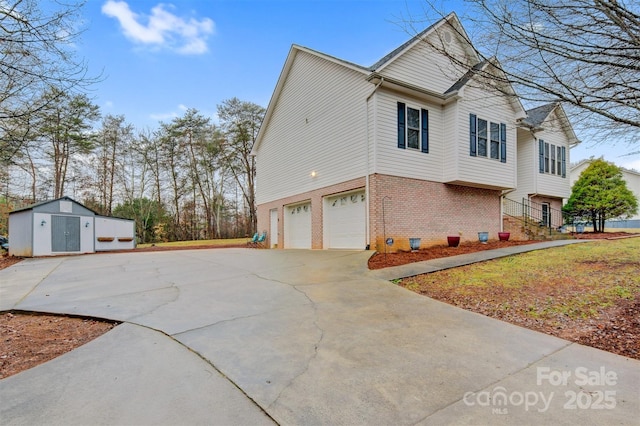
[369,174,502,252]
[257,174,503,252]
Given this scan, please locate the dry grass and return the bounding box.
[137,238,248,249]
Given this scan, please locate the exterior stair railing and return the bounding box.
[503,198,566,239]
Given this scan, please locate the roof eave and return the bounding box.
[367,72,459,104]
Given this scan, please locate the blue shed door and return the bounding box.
[52,215,80,252]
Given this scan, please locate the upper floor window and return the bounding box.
[398,102,428,153]
[539,139,566,177]
[469,114,506,162]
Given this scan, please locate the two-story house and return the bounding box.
[509,103,580,229]
[252,13,570,251]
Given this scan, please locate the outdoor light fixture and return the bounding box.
[310,171,317,178]
[40,219,46,226]
[85,222,90,228]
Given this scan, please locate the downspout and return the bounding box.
[364,77,384,250]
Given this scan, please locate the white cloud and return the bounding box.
[149,111,178,121]
[101,1,214,55]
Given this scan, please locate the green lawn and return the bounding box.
[401,237,640,321]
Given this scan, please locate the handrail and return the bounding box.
[503,198,565,236]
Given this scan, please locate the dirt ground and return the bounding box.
[0,312,118,379]
[0,232,637,378]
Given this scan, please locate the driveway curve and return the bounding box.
[1,248,638,425]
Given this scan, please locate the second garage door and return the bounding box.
[324,191,366,249]
[285,202,311,249]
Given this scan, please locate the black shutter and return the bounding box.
[397,102,406,149]
[539,139,545,173]
[421,109,429,153]
[500,123,507,163]
[469,114,477,156]
[561,146,566,177]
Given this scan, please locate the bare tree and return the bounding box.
[35,88,100,198]
[94,115,134,215]
[0,0,98,163]
[217,98,265,234]
[408,0,639,145]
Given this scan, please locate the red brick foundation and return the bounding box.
[257,174,503,251]
[369,174,502,252]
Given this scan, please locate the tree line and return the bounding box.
[1,90,265,242]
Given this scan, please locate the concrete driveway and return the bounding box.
[1,248,638,425]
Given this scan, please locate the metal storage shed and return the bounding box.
[8,196,135,257]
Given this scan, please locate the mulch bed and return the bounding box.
[368,232,639,270]
[368,240,539,270]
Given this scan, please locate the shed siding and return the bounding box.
[33,213,52,256]
[31,199,95,216]
[7,211,32,257]
[95,216,136,251]
[255,50,371,205]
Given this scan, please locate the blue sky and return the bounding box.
[78,0,639,170]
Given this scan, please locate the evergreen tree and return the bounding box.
[563,159,638,232]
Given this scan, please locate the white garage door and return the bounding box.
[285,202,311,249]
[325,191,366,249]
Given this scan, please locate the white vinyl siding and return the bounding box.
[514,107,572,201]
[446,84,517,189]
[442,102,459,182]
[511,128,536,203]
[534,127,571,198]
[255,50,370,204]
[379,30,472,94]
[373,90,443,182]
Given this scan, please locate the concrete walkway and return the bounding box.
[0,242,638,425]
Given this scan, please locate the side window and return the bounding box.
[477,119,487,157]
[490,122,500,160]
[539,139,566,178]
[397,102,428,153]
[544,142,550,173]
[469,114,505,162]
[407,107,420,150]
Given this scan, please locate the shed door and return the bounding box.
[52,215,80,252]
[285,203,311,249]
[325,191,366,249]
